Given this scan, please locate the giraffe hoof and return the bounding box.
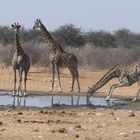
[58,87,62,93]
[58,89,62,93]
[12,91,16,96]
[18,92,22,97]
[132,98,137,102]
[50,88,53,93]
[16,92,19,96]
[105,97,110,101]
[23,92,26,96]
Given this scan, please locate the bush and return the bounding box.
[65,44,140,69]
[1,42,140,70]
[0,44,14,66]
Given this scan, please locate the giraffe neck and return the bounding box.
[90,65,122,92]
[15,32,24,55]
[39,23,64,53]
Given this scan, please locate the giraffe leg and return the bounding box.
[76,78,80,92]
[76,70,80,92]
[105,83,130,101]
[12,96,16,107]
[133,76,140,102]
[69,68,80,92]
[23,70,28,96]
[71,74,75,92]
[69,68,75,92]
[56,66,62,92]
[17,69,23,96]
[50,64,55,92]
[12,69,17,96]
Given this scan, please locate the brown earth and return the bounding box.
[0,65,140,140]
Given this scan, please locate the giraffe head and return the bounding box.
[33,19,42,29]
[88,86,96,97]
[11,22,21,33]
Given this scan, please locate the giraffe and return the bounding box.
[88,61,140,102]
[33,19,80,92]
[11,22,30,96]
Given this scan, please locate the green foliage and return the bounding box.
[52,24,86,47]
[85,30,116,47]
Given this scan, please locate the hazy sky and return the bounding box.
[1,0,140,32]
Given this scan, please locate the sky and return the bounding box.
[1,0,140,32]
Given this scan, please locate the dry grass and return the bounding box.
[1,42,140,70]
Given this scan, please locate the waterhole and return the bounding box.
[0,92,126,108]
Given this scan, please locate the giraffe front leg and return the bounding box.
[105,83,130,101]
[12,70,17,96]
[50,64,55,92]
[17,70,23,97]
[56,66,62,92]
[105,84,123,101]
[132,98,138,102]
[23,71,28,96]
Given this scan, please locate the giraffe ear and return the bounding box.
[11,24,14,27]
[19,25,21,28]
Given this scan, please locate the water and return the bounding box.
[0,92,126,108]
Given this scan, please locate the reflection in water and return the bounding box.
[11,95,87,107]
[49,95,80,106]
[0,93,126,108]
[12,96,26,106]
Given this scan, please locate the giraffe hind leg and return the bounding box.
[76,70,80,92]
[71,73,75,92]
[69,67,76,92]
[132,78,140,102]
[73,70,80,92]
[76,78,80,93]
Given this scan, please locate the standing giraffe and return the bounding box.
[88,62,140,102]
[33,19,80,92]
[11,22,30,96]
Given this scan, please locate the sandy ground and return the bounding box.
[0,65,140,140]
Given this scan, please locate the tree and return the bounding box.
[115,28,137,48]
[52,24,85,47]
[0,26,14,45]
[85,30,115,48]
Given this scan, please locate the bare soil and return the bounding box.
[0,65,140,140]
